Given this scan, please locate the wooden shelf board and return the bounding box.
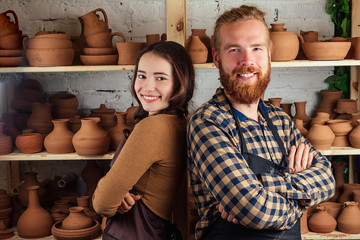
[0,150,114,161]
[302,230,360,239]
[2,60,360,73]
[318,146,360,156]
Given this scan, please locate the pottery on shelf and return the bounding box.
[318,201,343,220]
[327,119,353,147]
[81,8,108,37]
[268,98,282,108]
[18,171,47,207]
[26,102,53,136]
[108,112,131,151]
[305,124,335,150]
[62,206,93,230]
[295,119,308,136]
[187,29,212,62]
[335,99,358,114]
[280,103,293,118]
[15,131,43,153]
[116,42,143,65]
[44,119,75,154]
[337,201,360,234]
[51,219,101,240]
[309,112,330,127]
[307,206,336,233]
[293,101,312,129]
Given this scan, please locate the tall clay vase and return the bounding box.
[293,101,312,129]
[72,118,110,156]
[0,122,12,155]
[26,102,53,136]
[307,206,336,233]
[338,184,360,203]
[328,161,346,202]
[269,23,301,61]
[62,206,93,230]
[280,103,293,117]
[189,29,212,62]
[17,185,53,238]
[317,90,343,119]
[81,160,104,198]
[349,119,360,148]
[186,36,208,64]
[108,112,130,151]
[305,124,335,150]
[268,98,282,107]
[18,171,46,207]
[337,201,360,233]
[44,119,75,154]
[327,119,353,147]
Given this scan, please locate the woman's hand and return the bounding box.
[117,192,141,214]
[288,143,313,174]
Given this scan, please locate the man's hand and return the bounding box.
[288,143,313,174]
[117,192,141,214]
[216,203,239,224]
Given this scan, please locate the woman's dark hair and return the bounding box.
[130,41,195,122]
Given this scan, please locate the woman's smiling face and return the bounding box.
[134,52,174,115]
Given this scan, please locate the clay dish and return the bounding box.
[83,47,117,55]
[0,49,24,57]
[51,220,101,240]
[0,56,24,67]
[301,41,351,60]
[26,48,74,67]
[80,54,118,65]
[27,38,73,49]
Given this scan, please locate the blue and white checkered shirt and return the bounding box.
[187,88,335,239]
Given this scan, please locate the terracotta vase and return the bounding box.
[338,184,360,203]
[349,119,360,148]
[81,160,104,197]
[309,112,330,127]
[26,102,53,136]
[72,118,110,156]
[108,112,131,150]
[280,103,293,117]
[305,124,335,150]
[337,201,360,233]
[186,35,208,64]
[188,29,212,62]
[44,119,74,154]
[15,132,43,153]
[269,23,301,61]
[268,98,282,107]
[307,206,336,233]
[51,199,72,215]
[62,206,93,230]
[116,42,143,65]
[328,161,347,202]
[0,122,12,155]
[327,119,353,147]
[18,171,46,207]
[17,185,53,238]
[295,119,308,136]
[293,101,312,129]
[317,90,343,119]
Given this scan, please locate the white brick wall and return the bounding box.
[0,0,335,190]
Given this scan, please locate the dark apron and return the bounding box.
[202,101,300,240]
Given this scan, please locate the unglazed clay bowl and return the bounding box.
[34,32,71,40]
[301,41,351,60]
[83,47,117,55]
[27,38,73,49]
[0,49,24,57]
[80,54,118,65]
[51,220,101,240]
[0,56,24,67]
[26,48,74,67]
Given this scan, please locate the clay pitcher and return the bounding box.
[0,10,19,37]
[108,112,131,150]
[44,119,75,154]
[270,23,301,61]
[72,118,110,156]
[337,201,360,234]
[17,186,53,238]
[186,35,208,64]
[62,206,93,230]
[81,8,108,37]
[307,206,336,233]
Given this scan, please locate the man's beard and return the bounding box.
[219,61,270,104]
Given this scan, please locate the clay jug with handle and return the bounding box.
[0,10,19,37]
[81,8,108,37]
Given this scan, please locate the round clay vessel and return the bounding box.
[108,112,131,150]
[293,101,312,129]
[26,102,53,136]
[305,124,335,150]
[319,201,343,219]
[86,31,125,48]
[337,201,360,233]
[186,35,208,64]
[17,185,53,238]
[69,115,81,133]
[187,29,212,62]
[310,112,330,127]
[44,119,75,154]
[62,206,93,230]
[295,119,308,136]
[15,132,43,153]
[327,119,353,147]
[280,103,292,117]
[26,48,74,67]
[300,30,318,42]
[27,37,73,49]
[90,104,115,117]
[83,47,117,55]
[307,206,336,233]
[51,219,101,240]
[301,41,351,60]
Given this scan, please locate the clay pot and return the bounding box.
[186,35,208,64]
[0,122,12,155]
[15,132,43,153]
[17,185,53,238]
[18,171,46,207]
[62,206,93,230]
[319,201,343,220]
[300,30,318,42]
[349,119,360,148]
[51,220,101,239]
[76,196,101,222]
[301,39,351,60]
[50,92,79,119]
[26,102,53,136]
[34,32,71,40]
[116,42,143,65]
[280,103,293,117]
[81,8,109,37]
[187,29,212,62]
[81,160,104,197]
[310,112,330,127]
[338,184,360,203]
[86,31,125,48]
[337,201,360,233]
[305,124,335,150]
[0,33,28,50]
[295,119,308,136]
[328,161,347,202]
[51,199,72,215]
[44,119,75,154]
[146,34,161,47]
[0,10,19,37]
[26,48,74,67]
[26,37,73,49]
[293,101,312,129]
[90,104,116,117]
[335,99,358,114]
[317,90,343,119]
[270,23,301,61]
[100,114,116,131]
[268,98,282,108]
[307,206,336,233]
[109,112,131,150]
[0,49,23,57]
[327,119,353,147]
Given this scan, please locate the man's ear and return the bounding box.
[213,48,219,68]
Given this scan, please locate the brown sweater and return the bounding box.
[92,114,187,221]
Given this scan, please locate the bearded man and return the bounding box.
[186,5,335,240]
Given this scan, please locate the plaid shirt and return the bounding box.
[187,88,335,239]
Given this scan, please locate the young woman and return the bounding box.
[92,41,195,240]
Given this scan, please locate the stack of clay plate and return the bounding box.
[25,31,74,67]
[80,47,118,65]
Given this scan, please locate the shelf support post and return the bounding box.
[166,0,187,46]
